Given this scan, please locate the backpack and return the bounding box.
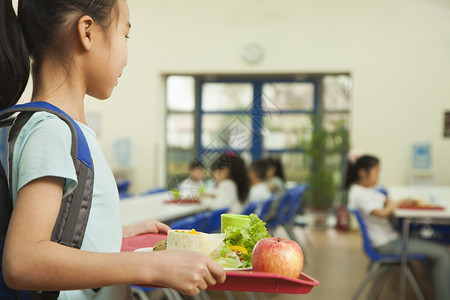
[0,102,95,300]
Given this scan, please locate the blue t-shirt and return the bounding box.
[10,112,131,299]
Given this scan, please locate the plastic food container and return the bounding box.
[221,214,250,232]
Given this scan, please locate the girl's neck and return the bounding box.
[31,58,87,124]
[355,180,373,188]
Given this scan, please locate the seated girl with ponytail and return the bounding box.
[345,154,450,300]
[0,0,225,299]
[204,152,250,214]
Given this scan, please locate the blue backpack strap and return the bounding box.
[0,102,94,249]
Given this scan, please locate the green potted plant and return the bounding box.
[301,115,349,229]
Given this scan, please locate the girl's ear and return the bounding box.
[77,16,95,51]
[357,168,366,181]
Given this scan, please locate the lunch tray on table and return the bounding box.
[121,233,319,294]
[398,205,445,210]
[163,199,201,205]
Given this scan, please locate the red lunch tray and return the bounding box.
[163,199,201,205]
[121,233,319,294]
[399,205,445,210]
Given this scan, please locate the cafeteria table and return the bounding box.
[390,185,450,300]
[120,191,207,226]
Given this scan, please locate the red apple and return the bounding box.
[251,237,304,279]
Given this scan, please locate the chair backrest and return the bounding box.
[116,180,130,193]
[241,201,259,215]
[281,184,307,224]
[169,215,197,230]
[349,208,428,262]
[119,191,133,200]
[268,184,308,228]
[267,187,295,228]
[192,211,213,231]
[255,195,275,220]
[348,208,381,261]
[170,211,211,231]
[202,208,229,233]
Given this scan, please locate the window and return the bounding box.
[165,74,351,185]
[166,76,196,182]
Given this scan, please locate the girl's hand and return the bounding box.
[122,220,171,237]
[267,183,277,192]
[398,198,418,207]
[149,250,226,295]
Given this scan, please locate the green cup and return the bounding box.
[170,188,180,199]
[221,214,250,233]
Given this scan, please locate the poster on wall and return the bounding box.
[444,111,450,138]
[413,143,431,170]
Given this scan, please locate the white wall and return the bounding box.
[81,0,450,192]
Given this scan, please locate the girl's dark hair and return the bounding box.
[266,157,285,182]
[211,152,250,203]
[0,0,29,109]
[344,155,380,189]
[0,0,119,109]
[189,159,205,170]
[250,159,269,181]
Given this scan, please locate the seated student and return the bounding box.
[179,160,206,199]
[248,159,272,203]
[265,157,286,197]
[203,152,250,214]
[346,155,450,300]
[264,157,286,219]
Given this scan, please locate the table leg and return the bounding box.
[400,218,411,300]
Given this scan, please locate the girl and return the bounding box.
[265,157,286,196]
[0,0,225,299]
[264,157,286,219]
[205,152,250,214]
[179,160,206,199]
[248,159,272,203]
[345,155,449,300]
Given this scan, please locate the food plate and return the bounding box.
[224,267,252,271]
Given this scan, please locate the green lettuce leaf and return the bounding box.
[222,213,270,268]
[215,257,242,269]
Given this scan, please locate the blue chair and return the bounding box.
[267,184,307,230]
[266,191,290,230]
[119,191,133,200]
[241,201,260,215]
[349,208,426,300]
[169,211,212,231]
[269,184,308,244]
[255,195,275,220]
[169,215,197,230]
[281,184,307,225]
[203,207,229,233]
[117,180,130,193]
[117,180,133,200]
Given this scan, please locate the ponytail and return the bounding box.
[266,157,285,182]
[211,152,250,203]
[344,155,379,189]
[0,0,30,109]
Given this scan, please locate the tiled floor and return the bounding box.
[142,227,434,300]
